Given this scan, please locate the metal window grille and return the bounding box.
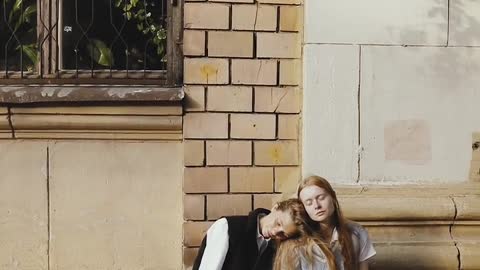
[0,0,182,85]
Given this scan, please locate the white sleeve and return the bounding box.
[199,218,229,270]
[356,225,376,262]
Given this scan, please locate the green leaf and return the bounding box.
[13,3,36,30]
[156,44,164,56]
[16,43,38,65]
[86,39,114,67]
[23,4,37,23]
[13,0,23,12]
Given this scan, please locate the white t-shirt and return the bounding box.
[331,222,376,269]
[298,244,330,270]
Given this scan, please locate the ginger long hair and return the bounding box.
[273,199,337,270]
[297,176,357,270]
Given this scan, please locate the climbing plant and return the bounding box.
[0,0,38,71]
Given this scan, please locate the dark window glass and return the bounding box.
[61,0,167,71]
[0,0,38,72]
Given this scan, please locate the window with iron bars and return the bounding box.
[0,0,182,86]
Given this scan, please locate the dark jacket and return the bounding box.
[192,208,274,270]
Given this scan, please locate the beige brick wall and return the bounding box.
[183,0,303,268]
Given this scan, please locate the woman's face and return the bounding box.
[299,185,335,223]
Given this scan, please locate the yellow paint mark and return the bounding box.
[200,65,218,83]
[269,146,283,163]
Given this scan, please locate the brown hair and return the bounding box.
[273,198,336,270]
[297,175,357,270]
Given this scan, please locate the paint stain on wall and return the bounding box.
[269,146,283,163]
[470,132,480,181]
[200,65,218,83]
[384,119,432,165]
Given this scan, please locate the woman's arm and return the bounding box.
[359,260,369,270]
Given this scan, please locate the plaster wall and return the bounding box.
[0,140,183,270]
[303,0,480,183]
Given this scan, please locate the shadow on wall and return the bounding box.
[383,0,445,45]
[428,0,480,78]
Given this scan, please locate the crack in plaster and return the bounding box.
[449,196,461,270]
[46,146,51,270]
[356,46,362,183]
[253,2,259,30]
[6,107,15,138]
[446,0,450,46]
[358,185,367,195]
[274,90,288,113]
[255,60,263,83]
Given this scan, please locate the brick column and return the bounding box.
[182,0,302,268]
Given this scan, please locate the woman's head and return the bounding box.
[274,198,319,237]
[272,198,337,270]
[260,199,305,240]
[297,175,340,225]
[297,175,357,270]
[261,198,318,240]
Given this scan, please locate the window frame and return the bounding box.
[0,0,183,87]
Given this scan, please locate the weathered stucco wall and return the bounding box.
[303,0,480,183]
[0,140,183,270]
[303,0,480,269]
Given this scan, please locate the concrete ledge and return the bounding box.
[371,243,459,270]
[459,243,480,270]
[0,114,11,138]
[0,105,183,140]
[335,184,480,221]
[334,185,480,269]
[0,85,184,103]
[455,196,480,220]
[341,196,455,221]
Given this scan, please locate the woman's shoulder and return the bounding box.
[345,221,370,240]
[345,220,377,261]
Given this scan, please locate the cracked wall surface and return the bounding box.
[304,1,480,183]
[303,1,480,268]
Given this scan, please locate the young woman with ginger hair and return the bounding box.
[297,176,376,270]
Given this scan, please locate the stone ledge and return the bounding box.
[333,185,480,269]
[340,196,456,221]
[459,243,480,270]
[0,105,183,140]
[333,184,480,222]
[371,243,459,270]
[0,114,11,138]
[0,85,184,103]
[10,105,182,115]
